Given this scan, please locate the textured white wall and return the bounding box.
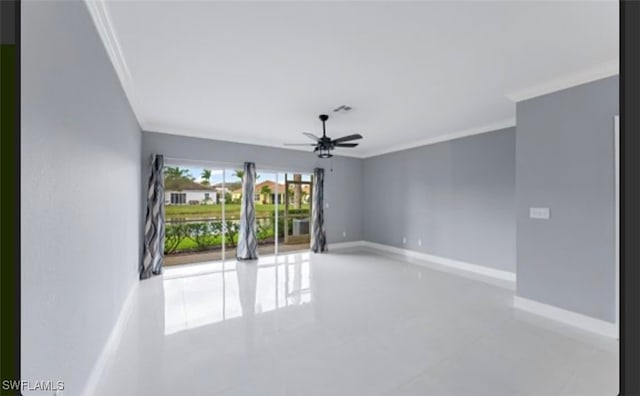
[516,76,618,322]
[21,2,141,394]
[362,128,516,272]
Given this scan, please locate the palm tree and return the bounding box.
[287,185,295,205]
[165,166,196,190]
[201,169,212,186]
[233,169,260,183]
[293,174,302,209]
[165,166,190,180]
[260,185,272,204]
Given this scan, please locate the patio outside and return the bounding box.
[163,166,312,266]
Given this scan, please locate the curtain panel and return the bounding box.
[311,167,327,253]
[236,162,259,260]
[141,154,165,279]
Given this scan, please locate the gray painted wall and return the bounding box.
[21,2,141,395]
[142,132,363,244]
[362,128,516,272]
[516,76,618,322]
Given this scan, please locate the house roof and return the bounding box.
[256,180,285,192]
[231,180,311,194]
[164,178,216,191]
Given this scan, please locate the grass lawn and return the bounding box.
[166,203,310,219]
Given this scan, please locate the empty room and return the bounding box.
[17,0,622,395]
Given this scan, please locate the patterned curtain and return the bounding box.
[236,162,258,260]
[141,154,165,279]
[311,168,327,253]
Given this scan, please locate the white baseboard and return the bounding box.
[81,282,138,396]
[338,241,615,339]
[329,240,368,251]
[360,241,516,283]
[513,296,618,339]
[329,240,515,286]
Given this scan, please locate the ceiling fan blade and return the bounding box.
[303,132,321,141]
[334,143,359,148]
[284,143,317,146]
[332,134,363,143]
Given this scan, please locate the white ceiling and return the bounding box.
[91,0,618,158]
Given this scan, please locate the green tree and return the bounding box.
[165,166,191,180]
[260,185,272,204]
[233,169,260,183]
[287,185,295,204]
[233,169,244,181]
[201,169,212,186]
[164,166,196,190]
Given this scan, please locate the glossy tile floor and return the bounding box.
[164,242,310,266]
[96,250,618,396]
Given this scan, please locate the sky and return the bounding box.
[169,166,311,185]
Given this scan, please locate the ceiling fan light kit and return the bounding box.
[284,113,363,158]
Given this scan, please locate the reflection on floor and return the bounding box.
[95,250,618,396]
[164,242,310,266]
[163,254,311,335]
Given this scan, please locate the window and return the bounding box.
[254,193,260,201]
[204,193,210,200]
[170,193,186,204]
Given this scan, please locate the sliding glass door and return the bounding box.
[162,162,313,266]
[278,172,313,254]
[222,168,243,260]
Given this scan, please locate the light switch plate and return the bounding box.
[529,207,550,220]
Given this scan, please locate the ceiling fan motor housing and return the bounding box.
[284,113,362,158]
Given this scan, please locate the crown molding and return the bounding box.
[506,59,619,103]
[146,118,517,160]
[81,2,615,156]
[84,0,147,128]
[359,118,516,159]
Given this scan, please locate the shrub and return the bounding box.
[223,221,240,247]
[165,222,189,254]
[185,222,222,250]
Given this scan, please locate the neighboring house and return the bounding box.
[164,179,217,205]
[165,189,217,205]
[255,180,285,204]
[231,180,310,204]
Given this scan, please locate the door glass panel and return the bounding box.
[256,170,279,256]
[163,164,224,266]
[280,172,313,254]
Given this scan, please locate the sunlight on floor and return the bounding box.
[163,253,312,334]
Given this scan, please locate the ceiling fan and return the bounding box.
[284,114,363,158]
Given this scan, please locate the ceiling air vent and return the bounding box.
[333,105,352,112]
